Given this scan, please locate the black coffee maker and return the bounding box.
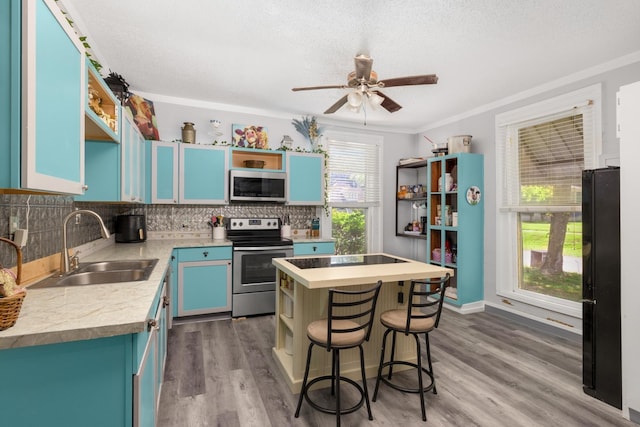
[421,216,428,234]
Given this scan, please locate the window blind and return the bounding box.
[500,102,595,211]
[326,138,380,206]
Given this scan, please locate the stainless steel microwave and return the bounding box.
[229,169,287,203]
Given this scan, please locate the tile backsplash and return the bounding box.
[0,193,316,267]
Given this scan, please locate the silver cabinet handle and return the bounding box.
[147,319,159,331]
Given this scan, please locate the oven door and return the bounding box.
[232,245,293,294]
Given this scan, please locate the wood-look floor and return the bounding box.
[158,309,632,427]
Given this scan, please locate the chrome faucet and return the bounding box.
[60,210,110,275]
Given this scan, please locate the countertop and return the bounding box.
[0,238,230,350]
[273,253,453,290]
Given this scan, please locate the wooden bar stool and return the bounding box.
[294,280,383,426]
[372,274,450,422]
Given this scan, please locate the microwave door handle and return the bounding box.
[234,245,293,251]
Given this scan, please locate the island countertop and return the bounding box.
[273,253,454,289]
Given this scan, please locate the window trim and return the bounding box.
[320,131,383,253]
[494,84,602,317]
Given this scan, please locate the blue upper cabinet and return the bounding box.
[77,108,146,203]
[0,1,20,189]
[24,0,85,194]
[180,144,228,204]
[150,142,228,204]
[121,111,145,203]
[150,141,179,204]
[11,0,86,194]
[287,151,324,205]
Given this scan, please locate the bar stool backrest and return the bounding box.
[326,280,383,349]
[404,273,451,334]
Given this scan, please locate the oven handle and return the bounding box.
[233,245,294,252]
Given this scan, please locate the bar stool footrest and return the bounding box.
[379,360,435,394]
[303,375,366,416]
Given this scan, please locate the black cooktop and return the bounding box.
[286,254,407,269]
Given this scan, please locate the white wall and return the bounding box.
[418,59,640,331]
[619,80,640,422]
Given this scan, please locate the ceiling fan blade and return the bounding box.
[324,94,349,114]
[380,74,438,88]
[292,84,348,92]
[354,55,373,81]
[373,90,402,113]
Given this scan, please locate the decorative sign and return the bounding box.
[232,124,269,149]
[125,94,160,140]
[466,186,481,205]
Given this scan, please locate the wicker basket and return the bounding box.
[0,237,24,331]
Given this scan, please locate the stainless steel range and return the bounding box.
[228,217,293,317]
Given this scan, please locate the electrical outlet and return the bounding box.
[9,216,19,234]
[75,213,81,225]
[14,229,28,247]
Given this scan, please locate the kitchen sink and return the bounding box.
[77,259,157,273]
[30,258,159,289]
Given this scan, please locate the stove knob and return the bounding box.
[238,221,243,227]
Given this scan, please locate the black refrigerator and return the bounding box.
[582,167,621,409]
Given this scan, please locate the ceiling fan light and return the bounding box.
[347,91,363,108]
[348,104,361,113]
[368,92,384,107]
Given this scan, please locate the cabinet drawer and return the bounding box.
[177,246,231,262]
[294,242,335,256]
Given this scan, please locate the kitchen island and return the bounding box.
[272,253,453,393]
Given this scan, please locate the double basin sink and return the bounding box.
[30,259,159,289]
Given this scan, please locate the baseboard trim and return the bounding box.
[443,300,485,314]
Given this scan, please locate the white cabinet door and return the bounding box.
[21,0,86,194]
[287,151,324,205]
[150,141,179,204]
[179,144,228,204]
[121,111,145,203]
[133,281,167,427]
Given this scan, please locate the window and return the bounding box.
[495,85,601,316]
[322,131,383,255]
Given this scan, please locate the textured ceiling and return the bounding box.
[60,0,640,132]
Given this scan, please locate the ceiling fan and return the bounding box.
[292,54,438,114]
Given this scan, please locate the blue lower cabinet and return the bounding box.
[0,335,133,427]
[293,241,335,256]
[133,280,168,427]
[134,327,157,427]
[170,250,179,318]
[176,246,232,316]
[0,275,169,427]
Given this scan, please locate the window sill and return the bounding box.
[496,288,581,318]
